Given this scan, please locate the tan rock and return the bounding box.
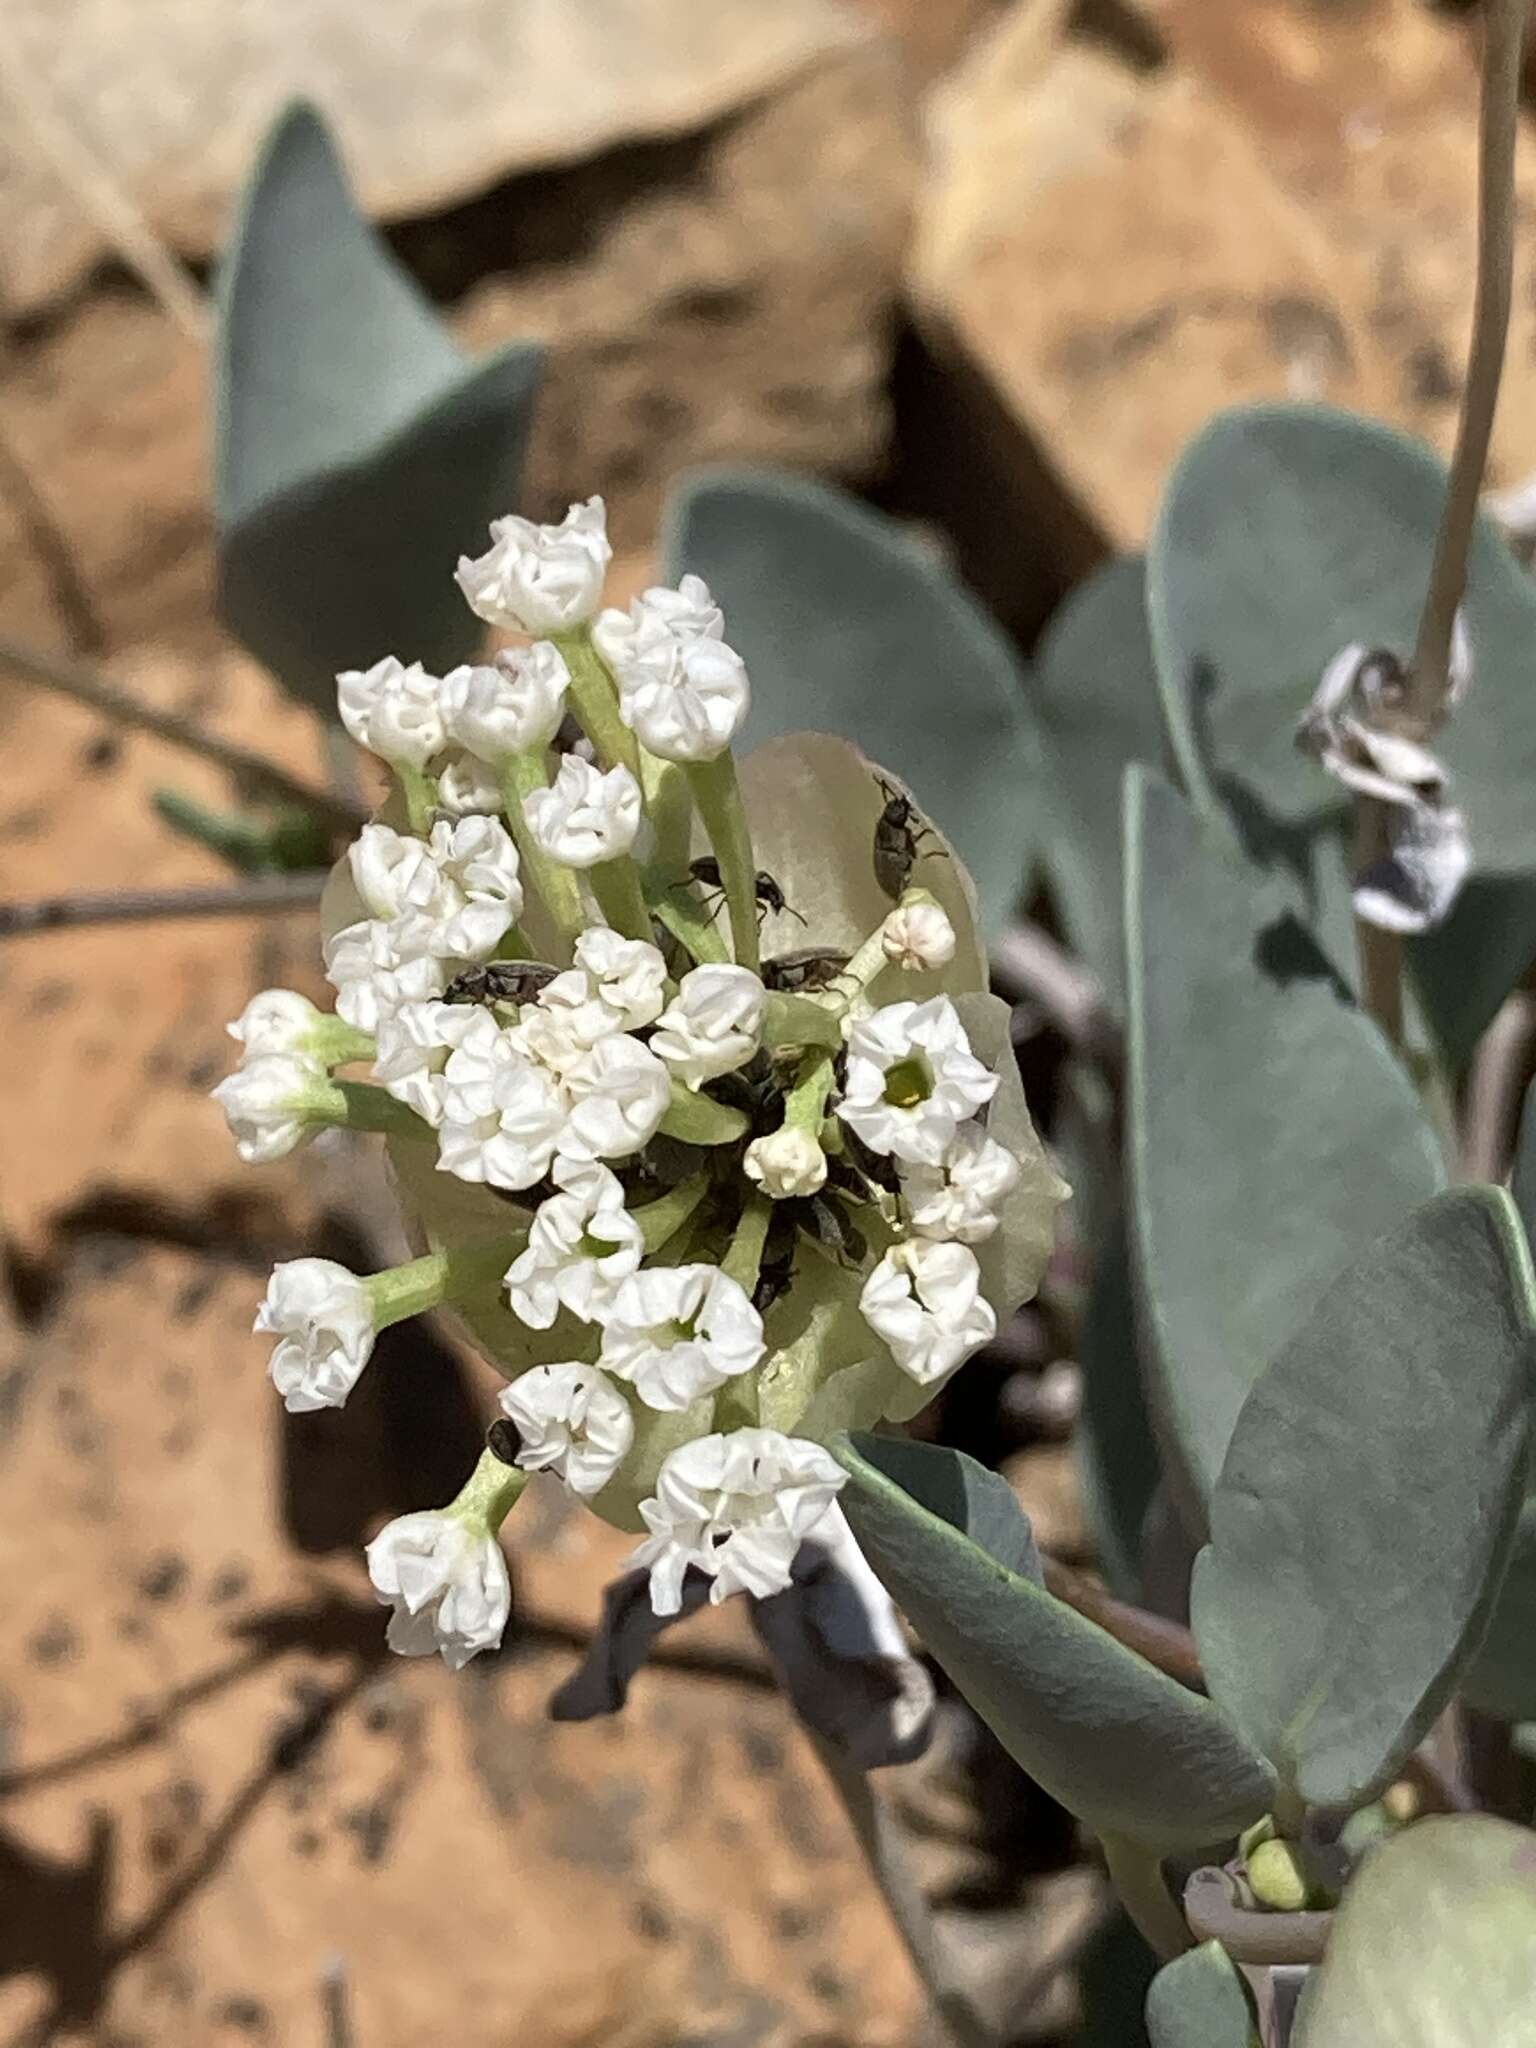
[0,0,870,314]
[1003,1443,1092,1563]
[913,0,1536,547]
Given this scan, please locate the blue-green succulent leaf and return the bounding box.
[1192,1187,1535,1809]
[1146,1943,1260,2048]
[662,468,1041,936]
[1125,767,1445,1512]
[215,101,543,712]
[834,1431,1274,1850]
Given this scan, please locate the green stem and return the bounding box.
[720,1193,772,1294]
[1100,1833,1192,1963]
[308,1017,377,1069]
[395,762,436,835]
[784,1047,837,1133]
[590,855,654,943]
[658,1083,751,1147]
[499,753,584,947]
[365,1240,514,1327]
[553,631,642,779]
[763,991,843,1053]
[646,876,730,965]
[641,754,693,874]
[325,1079,436,1142]
[631,1174,710,1254]
[685,752,759,971]
[450,1443,529,1533]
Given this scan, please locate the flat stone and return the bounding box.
[913,0,1536,547]
[0,0,869,313]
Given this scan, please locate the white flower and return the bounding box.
[372,998,487,1125]
[349,821,446,930]
[440,643,570,760]
[499,1362,634,1497]
[336,656,444,767]
[881,900,956,973]
[744,1128,827,1200]
[558,1032,671,1163]
[227,989,334,1062]
[572,926,667,1031]
[255,1258,375,1412]
[505,1160,644,1327]
[523,756,641,868]
[651,964,766,1089]
[424,814,524,959]
[433,750,502,818]
[599,1264,765,1412]
[902,1123,1020,1244]
[513,972,619,1078]
[594,574,750,762]
[859,1239,996,1386]
[325,944,445,1035]
[211,1053,329,1164]
[454,496,611,633]
[366,1511,510,1670]
[436,1011,568,1190]
[633,1429,846,1614]
[837,997,997,1166]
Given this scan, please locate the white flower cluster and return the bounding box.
[214,493,1063,1672]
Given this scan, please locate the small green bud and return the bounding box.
[1247,1838,1312,1913]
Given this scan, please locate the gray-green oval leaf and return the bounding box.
[1296,1815,1536,2048]
[1125,768,1445,1513]
[216,102,543,711]
[834,1431,1274,1851]
[1146,1942,1261,2048]
[662,468,1041,936]
[1192,1187,1535,1811]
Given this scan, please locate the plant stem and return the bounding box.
[554,632,641,780]
[1352,798,1405,1051]
[1407,0,1526,730]
[685,753,760,971]
[807,1729,995,2048]
[0,633,365,833]
[328,1080,435,1142]
[590,856,654,943]
[1100,1832,1192,1963]
[631,1174,710,1254]
[498,753,584,949]
[0,872,328,935]
[645,875,730,965]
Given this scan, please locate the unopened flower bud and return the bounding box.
[440,643,569,760]
[256,1258,376,1411]
[455,497,611,633]
[211,1054,333,1164]
[336,656,444,767]
[881,899,955,973]
[744,1128,827,1200]
[523,755,642,868]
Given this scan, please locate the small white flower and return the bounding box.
[632,1429,846,1614]
[859,1239,996,1386]
[837,997,997,1166]
[881,900,956,973]
[455,496,611,633]
[594,574,750,763]
[558,1032,671,1164]
[599,1264,765,1412]
[513,972,619,1078]
[227,989,332,1062]
[349,821,446,928]
[572,926,668,1031]
[440,643,570,760]
[336,656,445,767]
[325,944,445,1036]
[744,1127,827,1200]
[212,1053,329,1164]
[372,998,487,1125]
[366,1511,510,1670]
[902,1122,1020,1245]
[255,1258,376,1412]
[433,750,502,818]
[424,814,524,959]
[436,1011,569,1190]
[651,964,766,1089]
[505,1159,645,1327]
[499,1362,634,1497]
[523,755,642,868]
